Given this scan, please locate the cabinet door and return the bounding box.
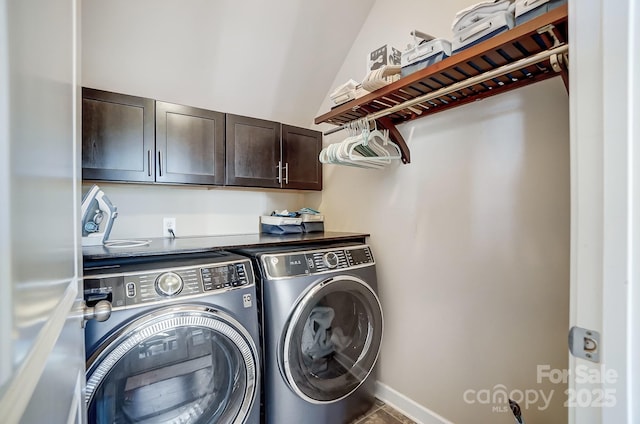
[281,124,323,190]
[82,88,155,182]
[225,114,281,188]
[156,102,225,185]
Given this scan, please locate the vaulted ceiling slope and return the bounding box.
[81,0,376,128]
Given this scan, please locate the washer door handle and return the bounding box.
[83,300,112,325]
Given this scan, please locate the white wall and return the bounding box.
[314,1,570,423]
[83,183,305,239]
[81,0,374,239]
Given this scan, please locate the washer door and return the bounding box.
[281,275,383,403]
[86,305,258,424]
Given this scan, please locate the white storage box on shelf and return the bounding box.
[329,80,370,107]
[367,44,401,74]
[515,0,567,25]
[260,215,302,235]
[401,33,452,77]
[452,11,515,53]
[330,79,358,107]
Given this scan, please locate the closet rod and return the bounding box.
[323,43,569,136]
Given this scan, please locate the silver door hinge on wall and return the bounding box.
[569,326,600,363]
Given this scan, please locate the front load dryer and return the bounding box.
[83,251,261,424]
[234,243,383,424]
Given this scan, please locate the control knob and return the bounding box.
[155,272,184,296]
[323,252,339,269]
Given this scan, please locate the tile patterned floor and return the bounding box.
[351,399,416,424]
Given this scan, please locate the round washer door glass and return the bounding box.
[282,275,383,403]
[86,306,258,424]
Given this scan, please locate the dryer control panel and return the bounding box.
[261,245,374,279]
[84,258,253,310]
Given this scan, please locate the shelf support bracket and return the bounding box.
[550,52,569,93]
[537,24,562,48]
[538,23,569,92]
[376,117,411,164]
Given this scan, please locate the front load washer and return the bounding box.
[234,243,383,424]
[83,251,261,424]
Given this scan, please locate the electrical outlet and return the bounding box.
[163,217,176,237]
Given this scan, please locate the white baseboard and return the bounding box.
[374,381,455,424]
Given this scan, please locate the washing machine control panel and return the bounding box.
[84,259,253,310]
[262,245,375,279]
[200,263,249,292]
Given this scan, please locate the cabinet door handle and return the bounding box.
[276,161,282,184]
[284,162,289,184]
[147,150,152,177]
[158,151,162,177]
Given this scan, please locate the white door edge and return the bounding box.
[627,0,640,421]
[0,0,12,389]
[569,0,637,423]
[0,281,78,422]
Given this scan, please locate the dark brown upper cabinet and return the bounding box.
[225,114,281,188]
[155,101,225,185]
[83,88,321,190]
[82,88,225,186]
[82,88,155,182]
[281,124,322,190]
[226,114,322,190]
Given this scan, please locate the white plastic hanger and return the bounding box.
[318,119,402,169]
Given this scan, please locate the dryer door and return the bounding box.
[281,275,383,403]
[85,305,259,424]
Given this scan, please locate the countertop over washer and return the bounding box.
[82,232,370,262]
